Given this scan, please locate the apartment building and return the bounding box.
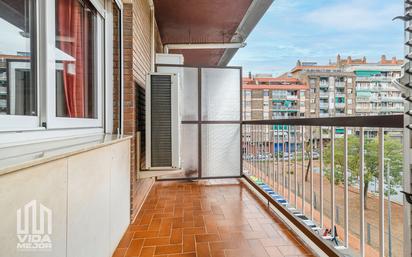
[341,55,404,116]
[291,61,357,118]
[243,75,308,120]
[290,55,404,119]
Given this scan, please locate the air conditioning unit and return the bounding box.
[145,73,181,170]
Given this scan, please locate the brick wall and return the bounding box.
[122,0,163,221]
[112,2,121,132]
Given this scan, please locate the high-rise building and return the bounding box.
[291,61,356,118]
[290,55,404,118]
[340,55,404,116]
[243,75,308,120]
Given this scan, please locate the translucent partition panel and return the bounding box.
[157,66,198,120]
[160,124,199,179]
[202,124,240,177]
[180,124,199,177]
[201,68,240,121]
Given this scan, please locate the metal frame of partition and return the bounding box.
[155,64,243,180]
[241,115,404,257]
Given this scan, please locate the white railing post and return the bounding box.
[302,126,305,214]
[277,126,280,193]
[360,127,365,257]
[331,127,335,237]
[320,126,324,228]
[310,126,314,220]
[344,127,349,248]
[282,125,286,196]
[295,126,298,208]
[288,126,291,202]
[378,128,385,257]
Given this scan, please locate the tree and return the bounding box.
[324,133,402,209]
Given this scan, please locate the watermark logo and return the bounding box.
[16,200,52,251]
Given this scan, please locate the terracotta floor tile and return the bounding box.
[124,239,144,257]
[183,227,206,235]
[118,231,135,248]
[112,248,127,257]
[129,225,149,232]
[170,228,183,244]
[134,231,159,239]
[196,242,211,257]
[278,245,311,256]
[195,233,220,243]
[113,179,313,257]
[264,247,283,257]
[138,247,155,257]
[183,235,195,252]
[154,244,183,255]
[167,253,196,257]
[143,237,170,246]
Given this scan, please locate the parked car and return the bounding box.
[305,151,320,160]
[282,152,295,160]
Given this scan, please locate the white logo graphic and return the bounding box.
[16,200,52,251]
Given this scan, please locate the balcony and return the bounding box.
[114,179,312,257]
[335,92,346,97]
[381,106,405,113]
[0,1,410,257]
[319,102,329,109]
[320,81,329,88]
[356,106,372,113]
[335,82,345,88]
[335,102,346,108]
[356,77,393,83]
[320,92,329,98]
[286,95,299,100]
[241,115,405,257]
[381,96,404,103]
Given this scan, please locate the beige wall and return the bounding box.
[0,139,131,257]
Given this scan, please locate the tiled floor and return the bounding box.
[113,179,313,257]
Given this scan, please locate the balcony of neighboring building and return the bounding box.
[335,82,346,88]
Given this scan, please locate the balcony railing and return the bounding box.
[335,82,345,88]
[320,92,330,98]
[356,77,394,82]
[320,82,329,88]
[241,115,404,257]
[319,102,329,109]
[335,102,346,108]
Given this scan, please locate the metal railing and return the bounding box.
[241,115,404,257]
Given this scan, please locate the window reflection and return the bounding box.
[0,0,36,116]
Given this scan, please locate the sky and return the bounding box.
[229,0,404,76]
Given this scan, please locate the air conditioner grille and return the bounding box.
[151,75,172,167]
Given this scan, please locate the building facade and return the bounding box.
[291,63,357,118]
[341,56,404,116]
[290,55,404,118]
[243,75,308,120]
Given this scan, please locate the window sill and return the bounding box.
[0,134,132,177]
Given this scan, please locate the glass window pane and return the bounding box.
[157,66,198,121]
[160,124,199,179]
[55,0,97,118]
[0,0,36,116]
[201,68,240,121]
[201,124,240,177]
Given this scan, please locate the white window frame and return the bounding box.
[0,0,123,145]
[0,0,40,132]
[1,62,40,131]
[44,0,104,129]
